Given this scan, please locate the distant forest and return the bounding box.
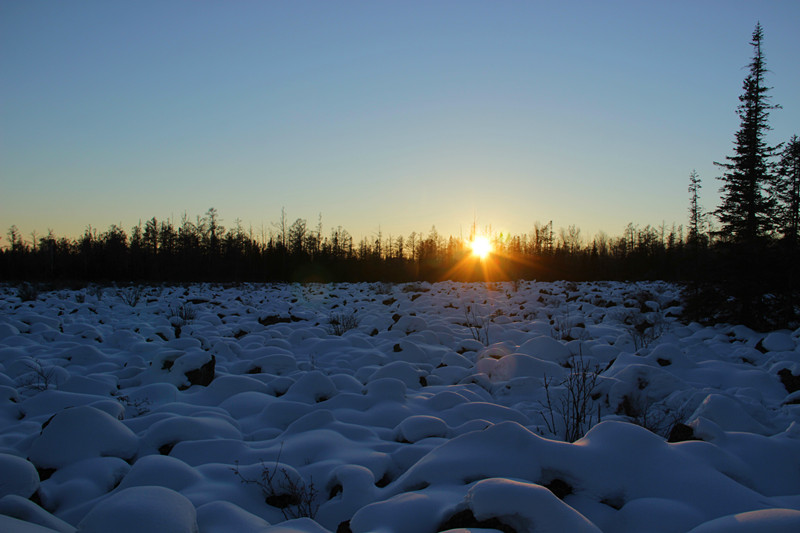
[1,24,798,329]
[0,211,701,283]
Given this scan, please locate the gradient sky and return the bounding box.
[2,1,799,246]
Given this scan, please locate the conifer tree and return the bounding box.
[776,135,800,247]
[714,23,781,244]
[704,23,787,327]
[775,135,800,324]
[687,170,704,246]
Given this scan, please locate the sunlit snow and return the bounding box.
[0,281,798,532]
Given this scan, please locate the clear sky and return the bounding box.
[2,1,799,246]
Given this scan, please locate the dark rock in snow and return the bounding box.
[778,368,800,394]
[783,393,800,406]
[544,478,573,500]
[35,466,55,482]
[158,442,175,456]
[258,315,292,327]
[183,355,215,389]
[667,423,697,443]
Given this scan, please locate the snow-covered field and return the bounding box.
[1,281,799,533]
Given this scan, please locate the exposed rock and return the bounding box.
[258,315,292,327]
[544,478,573,500]
[667,423,697,443]
[778,368,800,394]
[183,355,215,389]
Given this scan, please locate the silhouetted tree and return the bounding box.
[774,135,800,322]
[714,23,781,244]
[776,135,800,247]
[38,229,57,278]
[288,218,307,257]
[203,207,224,255]
[708,23,785,327]
[7,226,23,253]
[101,225,129,278]
[158,219,177,278]
[687,170,704,246]
[143,218,158,256]
[274,207,288,253]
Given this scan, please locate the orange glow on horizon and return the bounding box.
[439,233,537,283]
[470,236,492,260]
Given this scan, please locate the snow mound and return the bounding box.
[761,332,796,352]
[465,478,601,532]
[77,486,197,533]
[0,514,70,533]
[686,508,800,533]
[0,453,39,498]
[28,406,138,470]
[195,500,272,533]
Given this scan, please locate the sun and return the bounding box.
[470,236,492,260]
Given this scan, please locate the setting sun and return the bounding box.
[470,236,492,259]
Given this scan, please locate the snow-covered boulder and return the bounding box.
[461,477,601,532]
[486,353,564,382]
[760,332,796,353]
[686,508,800,533]
[0,323,20,341]
[28,406,138,470]
[0,453,39,498]
[517,335,572,364]
[141,350,216,390]
[195,500,272,533]
[77,486,198,533]
[0,498,76,532]
[395,415,449,443]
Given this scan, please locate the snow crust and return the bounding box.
[0,280,798,532]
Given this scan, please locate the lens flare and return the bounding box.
[470,236,492,259]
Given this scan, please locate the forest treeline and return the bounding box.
[0,204,795,329]
[0,211,702,284]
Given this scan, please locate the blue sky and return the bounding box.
[2,1,799,245]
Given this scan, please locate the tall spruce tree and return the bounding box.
[707,23,786,327]
[714,23,781,244]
